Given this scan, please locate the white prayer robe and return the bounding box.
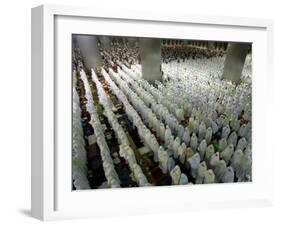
[196,161,207,184]
[170,165,181,185]
[198,139,207,160]
[203,169,215,184]
[221,144,234,164]
[188,153,200,178]
[205,127,212,144]
[190,133,198,150]
[222,166,235,183]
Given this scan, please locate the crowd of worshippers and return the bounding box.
[98,39,226,71]
[161,45,225,64]
[72,40,252,190]
[99,40,140,72]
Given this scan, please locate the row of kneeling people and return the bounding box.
[79,69,121,188]
[91,69,149,187]
[72,83,91,190]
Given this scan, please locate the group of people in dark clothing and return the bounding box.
[161,45,226,64]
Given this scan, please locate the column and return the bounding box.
[139,38,162,82]
[75,35,102,70]
[222,43,251,84]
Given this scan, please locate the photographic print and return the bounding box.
[72,35,252,190]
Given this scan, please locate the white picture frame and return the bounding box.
[31,4,274,221]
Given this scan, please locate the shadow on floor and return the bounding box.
[18,209,31,218]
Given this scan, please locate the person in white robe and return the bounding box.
[218,137,228,153]
[167,157,175,173]
[228,131,238,147]
[209,152,220,169]
[198,139,207,160]
[196,161,207,184]
[172,137,181,159]
[221,144,234,164]
[214,159,227,182]
[159,123,166,141]
[164,126,172,147]
[188,153,200,178]
[182,126,190,145]
[158,148,169,174]
[189,117,195,133]
[193,119,199,134]
[179,173,189,185]
[190,133,198,150]
[177,124,185,140]
[211,120,219,134]
[222,166,235,183]
[205,127,212,144]
[238,123,247,137]
[176,107,184,121]
[221,125,231,139]
[178,143,187,164]
[236,137,247,151]
[230,149,243,172]
[231,117,240,132]
[236,152,252,182]
[205,144,215,165]
[203,169,215,184]
[198,121,207,141]
[170,165,181,185]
